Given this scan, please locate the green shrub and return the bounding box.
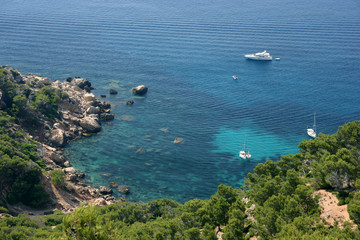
[30,86,66,118]
[10,69,20,77]
[0,110,14,126]
[0,69,7,78]
[348,192,360,225]
[45,211,65,226]
[50,169,65,187]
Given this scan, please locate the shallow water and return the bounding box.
[1,0,360,203]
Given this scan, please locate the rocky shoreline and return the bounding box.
[0,66,121,214]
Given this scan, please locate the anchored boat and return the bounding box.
[307,112,317,138]
[244,50,272,61]
[239,136,251,159]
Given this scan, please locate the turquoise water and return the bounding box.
[1,0,360,203]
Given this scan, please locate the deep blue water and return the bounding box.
[1,0,360,203]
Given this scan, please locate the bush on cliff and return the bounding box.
[50,169,66,187]
[30,86,66,118]
[0,112,49,208]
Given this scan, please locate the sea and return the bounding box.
[1,0,360,203]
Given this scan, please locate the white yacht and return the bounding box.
[244,50,272,61]
[307,112,317,138]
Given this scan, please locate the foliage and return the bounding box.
[0,115,48,208]
[1,68,360,239]
[0,110,14,126]
[30,86,67,118]
[0,213,63,239]
[298,121,360,190]
[348,192,360,225]
[50,169,66,187]
[0,68,8,78]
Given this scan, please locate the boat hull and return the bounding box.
[307,128,316,138]
[239,150,246,159]
[244,55,272,61]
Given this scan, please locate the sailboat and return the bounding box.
[307,112,317,138]
[239,136,251,159]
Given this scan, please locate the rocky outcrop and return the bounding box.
[79,117,101,133]
[131,85,148,95]
[50,129,66,147]
[0,66,120,214]
[99,186,113,195]
[71,77,91,92]
[50,152,65,166]
[17,71,113,145]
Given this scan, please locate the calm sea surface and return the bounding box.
[1,0,360,203]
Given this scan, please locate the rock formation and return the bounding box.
[131,85,148,95]
[110,89,118,94]
[0,65,119,213]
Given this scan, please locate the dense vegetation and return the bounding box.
[0,121,359,239]
[0,110,49,208]
[1,66,360,239]
[0,67,67,208]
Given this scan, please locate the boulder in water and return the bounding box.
[117,186,130,194]
[79,117,101,133]
[109,89,118,95]
[131,85,148,95]
[71,77,91,90]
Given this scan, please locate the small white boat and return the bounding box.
[239,136,251,159]
[232,75,238,80]
[239,150,246,160]
[275,58,280,61]
[244,50,272,61]
[307,112,317,138]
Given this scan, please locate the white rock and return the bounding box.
[83,93,96,102]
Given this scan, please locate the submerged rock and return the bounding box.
[159,128,169,133]
[122,115,134,121]
[173,138,184,144]
[109,89,118,95]
[109,182,118,188]
[131,85,148,95]
[136,147,146,154]
[117,186,130,194]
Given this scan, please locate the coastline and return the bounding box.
[1,65,120,215]
[1,66,359,238]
